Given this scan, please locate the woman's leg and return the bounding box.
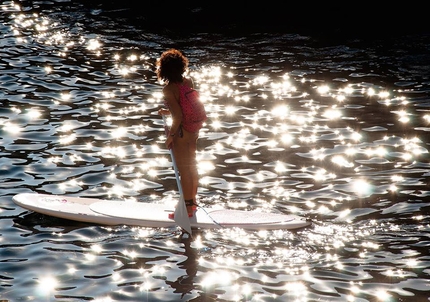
[172,130,199,214]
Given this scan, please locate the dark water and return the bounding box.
[1,1,430,301]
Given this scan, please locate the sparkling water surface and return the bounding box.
[1,1,430,301]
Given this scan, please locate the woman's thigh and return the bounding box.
[173,130,198,167]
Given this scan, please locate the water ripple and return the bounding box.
[1,1,430,301]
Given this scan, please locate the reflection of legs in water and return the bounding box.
[166,231,199,297]
[172,128,199,216]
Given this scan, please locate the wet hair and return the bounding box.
[156,49,189,83]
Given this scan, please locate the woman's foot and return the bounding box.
[168,212,193,219]
[167,199,198,219]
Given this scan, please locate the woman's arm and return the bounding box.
[162,85,183,148]
[163,85,183,135]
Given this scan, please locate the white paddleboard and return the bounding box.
[13,193,311,230]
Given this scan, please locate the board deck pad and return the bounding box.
[13,193,311,230]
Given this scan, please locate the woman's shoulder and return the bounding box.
[163,83,176,96]
[164,81,178,91]
[164,78,193,93]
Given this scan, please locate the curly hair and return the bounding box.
[156,49,189,83]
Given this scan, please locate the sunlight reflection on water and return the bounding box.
[1,1,430,301]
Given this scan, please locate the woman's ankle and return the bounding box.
[185,199,197,215]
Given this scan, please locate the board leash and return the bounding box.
[195,206,226,229]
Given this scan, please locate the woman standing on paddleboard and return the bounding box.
[157,49,206,218]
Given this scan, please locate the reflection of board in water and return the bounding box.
[13,193,311,231]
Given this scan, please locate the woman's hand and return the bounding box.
[158,108,170,115]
